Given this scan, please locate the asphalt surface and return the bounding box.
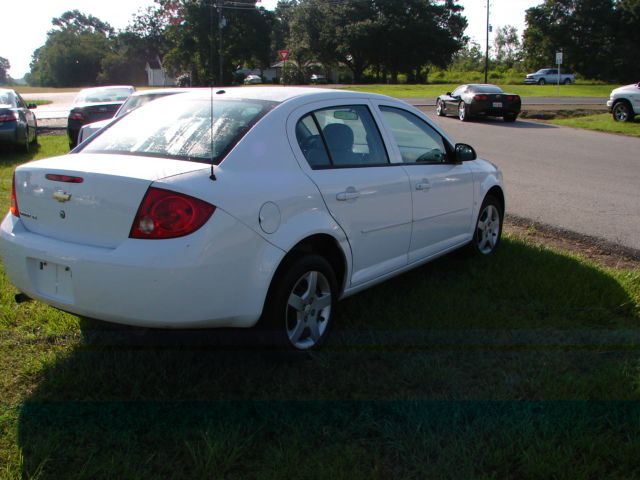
[423,110,640,252]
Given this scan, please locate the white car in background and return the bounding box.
[77,88,190,144]
[607,82,640,122]
[1,87,504,351]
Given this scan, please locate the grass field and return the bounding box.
[548,113,640,138]
[1,137,640,479]
[338,84,614,98]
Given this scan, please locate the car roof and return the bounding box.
[174,86,396,104]
[78,85,134,93]
[129,87,196,97]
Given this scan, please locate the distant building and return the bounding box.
[145,57,176,87]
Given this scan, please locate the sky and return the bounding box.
[2,0,542,79]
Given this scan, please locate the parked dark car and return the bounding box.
[67,86,134,149]
[436,84,521,122]
[0,89,38,152]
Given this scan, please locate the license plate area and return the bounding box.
[492,102,503,108]
[27,258,74,303]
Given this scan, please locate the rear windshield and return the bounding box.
[0,91,16,107]
[74,88,133,104]
[81,97,277,164]
[468,85,504,94]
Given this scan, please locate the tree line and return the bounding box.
[22,0,640,88]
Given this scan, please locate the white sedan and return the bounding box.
[1,87,505,351]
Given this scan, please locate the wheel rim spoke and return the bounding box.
[288,293,305,313]
[308,317,321,342]
[314,294,331,310]
[305,271,318,299]
[289,319,305,344]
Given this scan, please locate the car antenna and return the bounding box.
[208,2,217,182]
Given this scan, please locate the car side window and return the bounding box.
[380,106,449,164]
[15,94,26,108]
[452,86,465,97]
[296,114,331,168]
[296,105,389,168]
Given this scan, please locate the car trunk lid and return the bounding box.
[14,153,207,248]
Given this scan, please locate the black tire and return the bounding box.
[436,99,446,117]
[470,195,503,256]
[458,101,470,122]
[538,78,546,85]
[563,78,571,85]
[503,114,517,123]
[612,101,634,123]
[23,127,30,154]
[261,254,338,351]
[32,121,38,146]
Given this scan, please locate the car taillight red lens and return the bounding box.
[10,173,19,217]
[68,112,84,121]
[0,112,17,122]
[474,95,488,101]
[130,187,215,239]
[507,95,519,101]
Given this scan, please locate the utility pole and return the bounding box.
[484,0,490,84]
[218,4,224,86]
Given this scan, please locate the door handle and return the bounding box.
[336,189,360,201]
[416,180,431,191]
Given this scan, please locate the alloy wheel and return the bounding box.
[476,204,501,254]
[285,270,332,350]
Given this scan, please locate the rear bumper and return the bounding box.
[469,103,520,117]
[0,209,284,329]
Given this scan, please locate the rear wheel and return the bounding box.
[538,78,546,85]
[471,195,503,255]
[458,101,470,122]
[261,254,337,351]
[563,78,571,85]
[436,100,446,116]
[612,102,634,122]
[23,127,30,153]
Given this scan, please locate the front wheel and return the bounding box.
[538,78,546,85]
[612,102,634,122]
[23,127,30,153]
[563,78,571,85]
[436,100,446,116]
[458,102,470,122]
[262,254,337,351]
[471,195,503,255]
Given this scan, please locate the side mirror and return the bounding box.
[27,103,37,109]
[446,92,452,96]
[455,143,476,162]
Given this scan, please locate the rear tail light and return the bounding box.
[506,95,520,102]
[130,187,215,239]
[45,173,84,183]
[473,95,488,101]
[68,111,85,121]
[0,112,18,122]
[10,173,19,217]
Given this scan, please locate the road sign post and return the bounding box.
[278,50,290,86]
[556,51,563,95]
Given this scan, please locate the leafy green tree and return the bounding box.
[160,0,274,86]
[493,25,522,68]
[522,0,621,81]
[28,10,113,86]
[0,56,10,84]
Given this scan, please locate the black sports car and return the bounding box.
[67,85,134,149]
[436,84,521,122]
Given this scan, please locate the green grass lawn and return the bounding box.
[1,137,640,479]
[548,113,640,138]
[338,84,614,98]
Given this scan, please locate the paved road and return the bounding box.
[406,96,607,107]
[422,110,640,251]
[23,92,76,119]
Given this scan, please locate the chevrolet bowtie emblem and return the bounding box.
[53,190,72,203]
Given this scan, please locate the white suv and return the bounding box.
[607,83,640,122]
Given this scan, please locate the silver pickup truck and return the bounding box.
[524,69,575,85]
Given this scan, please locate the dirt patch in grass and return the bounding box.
[505,215,640,270]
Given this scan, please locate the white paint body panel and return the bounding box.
[0,87,504,328]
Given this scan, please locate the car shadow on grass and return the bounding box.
[15,238,640,479]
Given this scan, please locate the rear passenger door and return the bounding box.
[290,102,412,287]
[376,104,474,262]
